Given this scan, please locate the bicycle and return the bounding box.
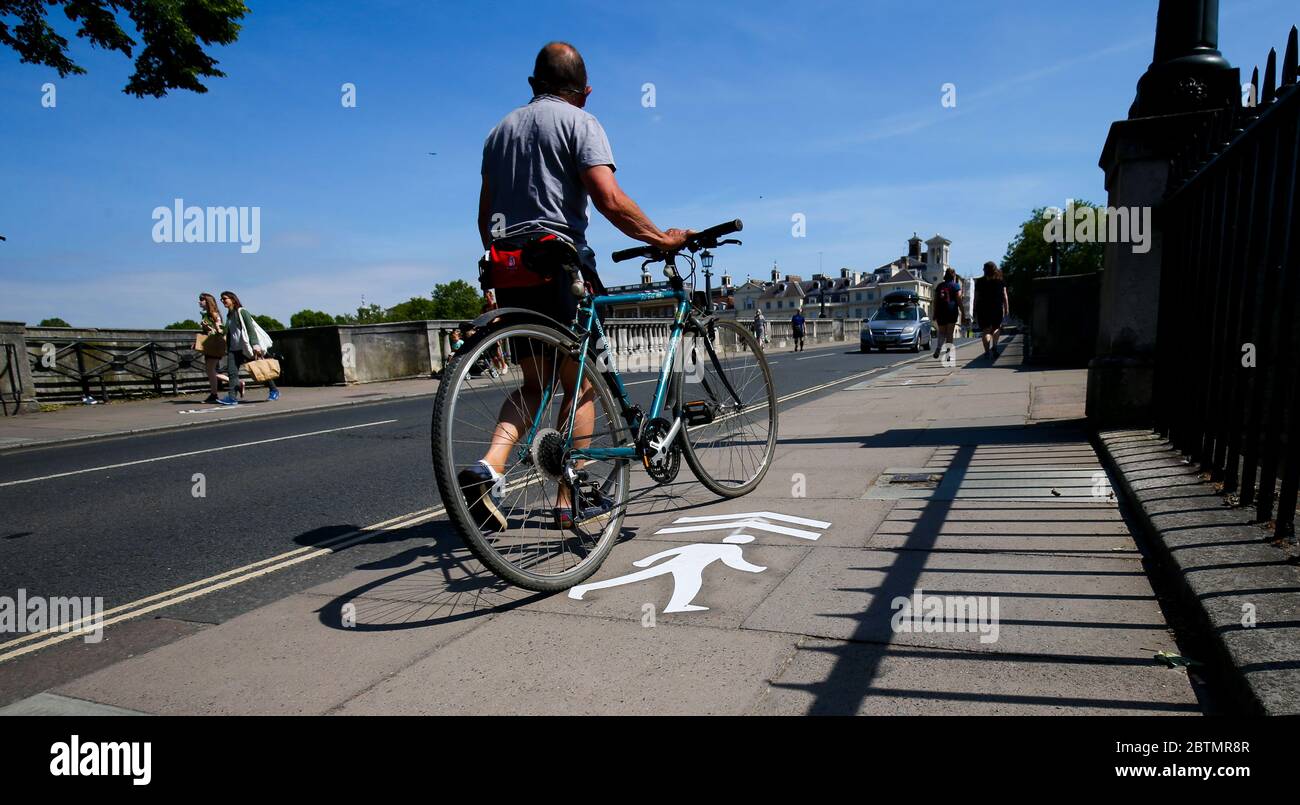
[431,219,778,591]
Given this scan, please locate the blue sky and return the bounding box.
[1,0,1296,328]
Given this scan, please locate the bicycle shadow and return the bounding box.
[314,458,725,634]
[314,519,547,632]
[314,515,648,633]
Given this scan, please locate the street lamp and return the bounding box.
[700,249,714,311]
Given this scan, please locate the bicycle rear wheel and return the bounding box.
[431,322,631,591]
[679,318,778,497]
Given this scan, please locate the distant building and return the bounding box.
[604,267,734,318]
[716,233,961,321]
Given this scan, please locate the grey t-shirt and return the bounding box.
[481,94,616,247]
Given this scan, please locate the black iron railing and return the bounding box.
[1,343,22,416]
[1155,27,1300,538]
[27,338,208,401]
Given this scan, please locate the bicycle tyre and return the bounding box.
[680,318,778,498]
[431,322,631,591]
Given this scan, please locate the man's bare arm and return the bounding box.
[582,165,688,251]
[477,175,494,249]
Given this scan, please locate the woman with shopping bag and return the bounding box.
[196,292,230,403]
[216,291,281,406]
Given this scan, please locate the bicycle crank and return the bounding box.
[641,417,682,484]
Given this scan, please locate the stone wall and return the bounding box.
[1030,272,1102,366]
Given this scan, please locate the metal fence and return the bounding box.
[1154,26,1300,538]
[1,343,23,415]
[28,338,209,402]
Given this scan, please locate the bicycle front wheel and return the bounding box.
[431,322,631,591]
[679,318,778,497]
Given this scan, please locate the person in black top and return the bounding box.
[974,261,1010,358]
[791,308,806,352]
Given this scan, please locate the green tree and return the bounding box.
[165,319,202,330]
[38,317,70,327]
[289,309,336,328]
[387,296,439,322]
[334,303,385,326]
[1000,202,1105,321]
[0,0,248,97]
[252,314,283,331]
[430,280,483,320]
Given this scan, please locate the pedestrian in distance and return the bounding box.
[931,267,965,361]
[975,261,1010,358]
[791,307,806,352]
[752,309,768,345]
[216,291,280,406]
[197,292,230,404]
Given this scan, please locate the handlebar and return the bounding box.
[611,219,743,263]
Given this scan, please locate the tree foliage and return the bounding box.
[252,313,283,332]
[0,0,248,97]
[334,303,386,326]
[38,317,71,327]
[327,281,485,325]
[289,309,336,329]
[164,319,201,330]
[429,280,483,321]
[1000,202,1105,320]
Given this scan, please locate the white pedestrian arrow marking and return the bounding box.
[655,511,831,541]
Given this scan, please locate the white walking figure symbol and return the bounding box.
[568,535,766,613]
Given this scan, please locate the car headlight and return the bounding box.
[902,326,916,334]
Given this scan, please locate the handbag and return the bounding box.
[195,332,227,358]
[245,357,281,382]
[239,308,274,354]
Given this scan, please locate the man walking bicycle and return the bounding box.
[462,41,689,531]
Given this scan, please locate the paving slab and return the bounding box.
[518,537,811,629]
[334,610,795,715]
[755,639,1200,715]
[54,589,493,715]
[626,496,891,549]
[743,546,1177,657]
[0,691,147,716]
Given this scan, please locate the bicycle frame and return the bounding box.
[521,284,691,463]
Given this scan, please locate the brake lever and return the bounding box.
[718,238,742,246]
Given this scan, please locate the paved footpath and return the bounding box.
[3,336,1207,715]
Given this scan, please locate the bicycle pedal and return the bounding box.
[683,400,715,426]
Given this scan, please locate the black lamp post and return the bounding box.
[1130,0,1238,118]
[701,249,714,311]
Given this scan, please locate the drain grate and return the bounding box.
[881,471,944,487]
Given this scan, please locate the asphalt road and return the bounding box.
[0,338,968,704]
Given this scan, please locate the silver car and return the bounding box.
[860,304,933,353]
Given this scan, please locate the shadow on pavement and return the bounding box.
[767,422,1211,715]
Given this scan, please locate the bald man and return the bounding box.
[462,41,688,532]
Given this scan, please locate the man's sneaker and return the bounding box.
[268,388,280,401]
[216,395,239,406]
[932,347,941,359]
[204,393,220,404]
[457,461,507,532]
[554,488,614,530]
